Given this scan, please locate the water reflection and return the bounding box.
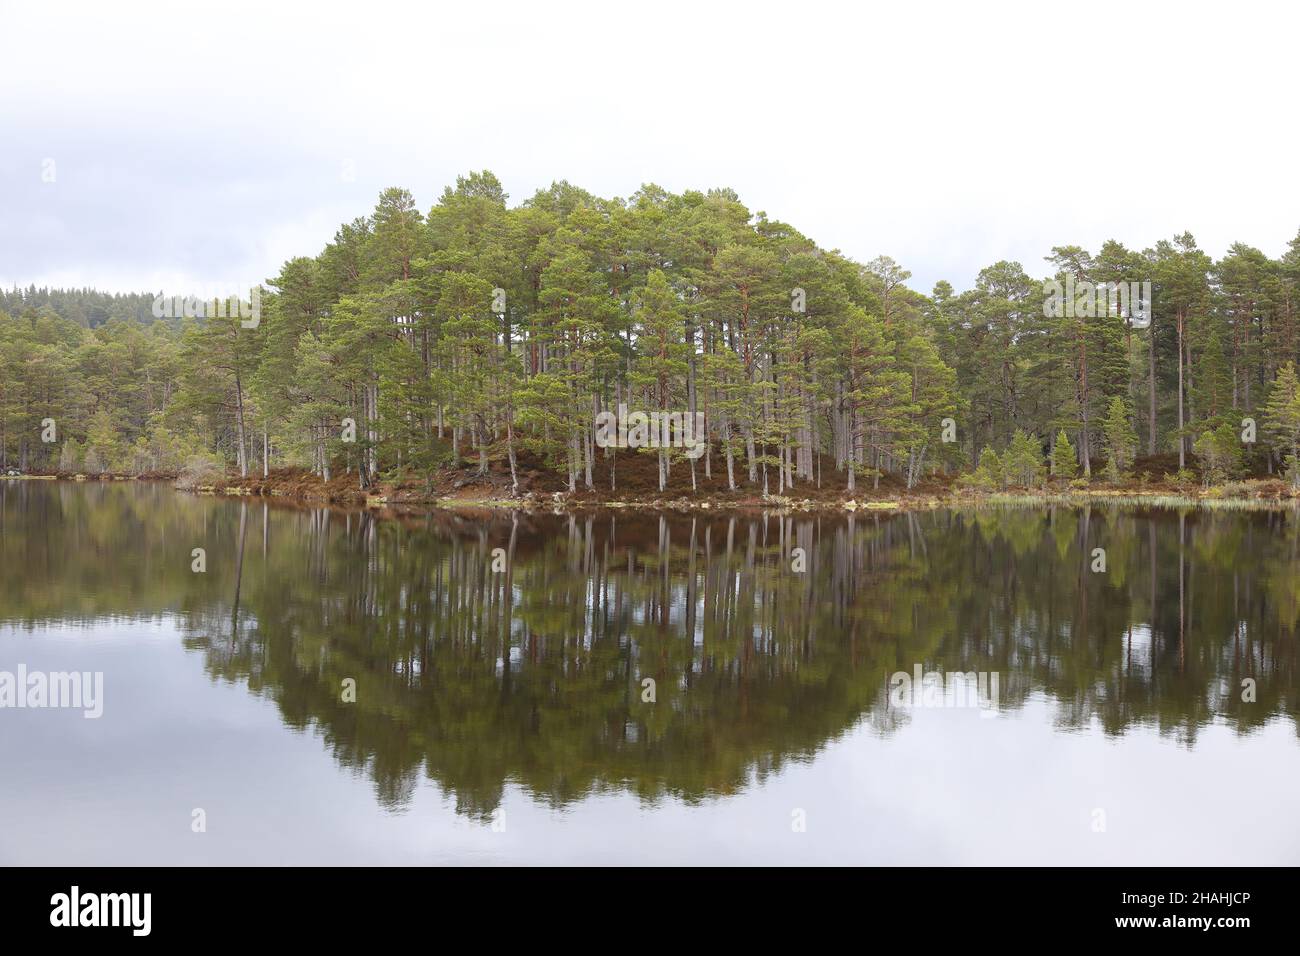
[3,481,1298,819]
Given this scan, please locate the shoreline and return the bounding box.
[8,471,1300,513]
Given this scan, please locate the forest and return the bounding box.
[3,170,1300,496]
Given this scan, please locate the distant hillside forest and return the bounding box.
[3,171,1300,491]
[0,287,160,328]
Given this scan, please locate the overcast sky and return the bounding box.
[2,0,1296,298]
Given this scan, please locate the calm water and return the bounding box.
[1,481,1298,865]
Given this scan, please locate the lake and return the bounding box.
[1,481,1297,865]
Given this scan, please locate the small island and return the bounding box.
[4,177,1298,518]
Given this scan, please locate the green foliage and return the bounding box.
[1003,429,1045,487]
[1262,362,1300,486]
[963,446,1004,490]
[1284,455,1300,490]
[3,199,1299,496]
[1193,423,1243,485]
[1101,396,1138,481]
[1051,430,1078,480]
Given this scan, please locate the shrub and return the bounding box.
[175,454,225,490]
[1221,480,1258,499]
[58,439,83,474]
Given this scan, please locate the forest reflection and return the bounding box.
[3,481,1298,816]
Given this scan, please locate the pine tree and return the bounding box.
[1101,396,1138,481]
[967,446,1003,490]
[1051,430,1078,480]
[897,332,959,489]
[1193,422,1242,485]
[628,270,692,492]
[1004,429,1045,487]
[1261,362,1300,485]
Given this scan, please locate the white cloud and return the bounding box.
[2,0,1296,295]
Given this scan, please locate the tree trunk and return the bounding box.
[1148,317,1157,455]
[1177,309,1186,470]
[234,369,248,478]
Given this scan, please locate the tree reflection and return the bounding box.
[4,481,1299,816]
